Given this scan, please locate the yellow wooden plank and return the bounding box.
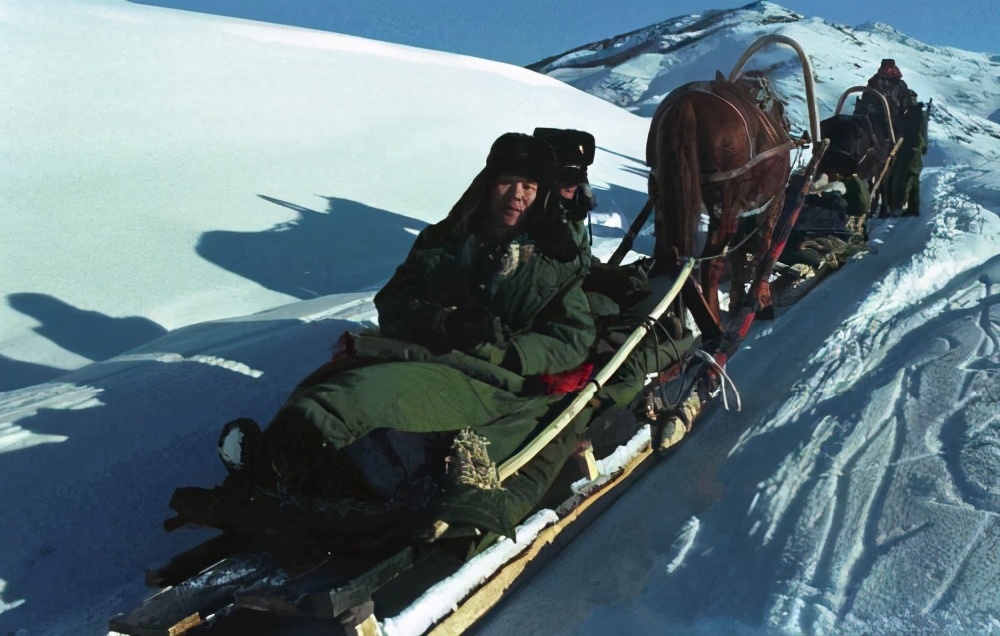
[169,612,203,636]
[356,614,383,636]
[573,440,600,481]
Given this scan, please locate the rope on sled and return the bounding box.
[693,349,742,412]
[498,258,697,482]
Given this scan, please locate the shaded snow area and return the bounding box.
[2,1,999,635]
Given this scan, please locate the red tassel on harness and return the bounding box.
[537,362,595,395]
[331,332,357,360]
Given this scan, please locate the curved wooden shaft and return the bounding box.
[834,86,897,143]
[727,34,821,145]
[498,258,697,482]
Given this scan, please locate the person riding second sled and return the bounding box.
[855,58,914,134]
[532,126,697,416]
[533,126,598,234]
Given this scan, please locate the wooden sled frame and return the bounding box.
[728,34,822,144]
[109,402,699,636]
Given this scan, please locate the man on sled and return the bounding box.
[168,130,696,562]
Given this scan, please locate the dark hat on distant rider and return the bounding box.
[878,58,902,79]
[485,132,557,186]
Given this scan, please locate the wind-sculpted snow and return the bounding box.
[0,384,103,453]
[737,185,1000,633]
[737,173,1000,632]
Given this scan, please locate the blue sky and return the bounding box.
[134,0,998,63]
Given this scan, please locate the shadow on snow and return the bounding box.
[196,195,426,300]
[0,312,365,635]
[0,354,66,392]
[3,294,169,391]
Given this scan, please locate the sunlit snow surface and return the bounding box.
[1,1,999,635]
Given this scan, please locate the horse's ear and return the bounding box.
[715,70,726,82]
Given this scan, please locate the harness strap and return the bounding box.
[703,140,797,183]
[693,87,755,157]
[693,350,742,412]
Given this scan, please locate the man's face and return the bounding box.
[489,175,538,228]
[558,184,579,200]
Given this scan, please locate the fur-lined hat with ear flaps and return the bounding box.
[878,58,902,79]
[533,128,596,186]
[485,133,557,186]
[532,128,596,168]
[437,133,557,233]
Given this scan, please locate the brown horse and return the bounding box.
[646,71,794,359]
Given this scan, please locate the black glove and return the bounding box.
[555,181,596,222]
[572,183,597,217]
[434,306,506,350]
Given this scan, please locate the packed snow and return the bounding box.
[1,1,998,635]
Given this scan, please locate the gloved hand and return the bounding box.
[571,183,597,218]
[556,181,596,222]
[434,305,506,350]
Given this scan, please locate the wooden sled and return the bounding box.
[109,399,704,636]
[109,262,705,636]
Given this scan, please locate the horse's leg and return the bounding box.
[727,216,754,314]
[745,194,786,316]
[698,214,730,321]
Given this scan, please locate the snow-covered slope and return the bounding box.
[1,1,998,635]
[0,1,652,633]
[532,2,1000,192]
[0,0,652,388]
